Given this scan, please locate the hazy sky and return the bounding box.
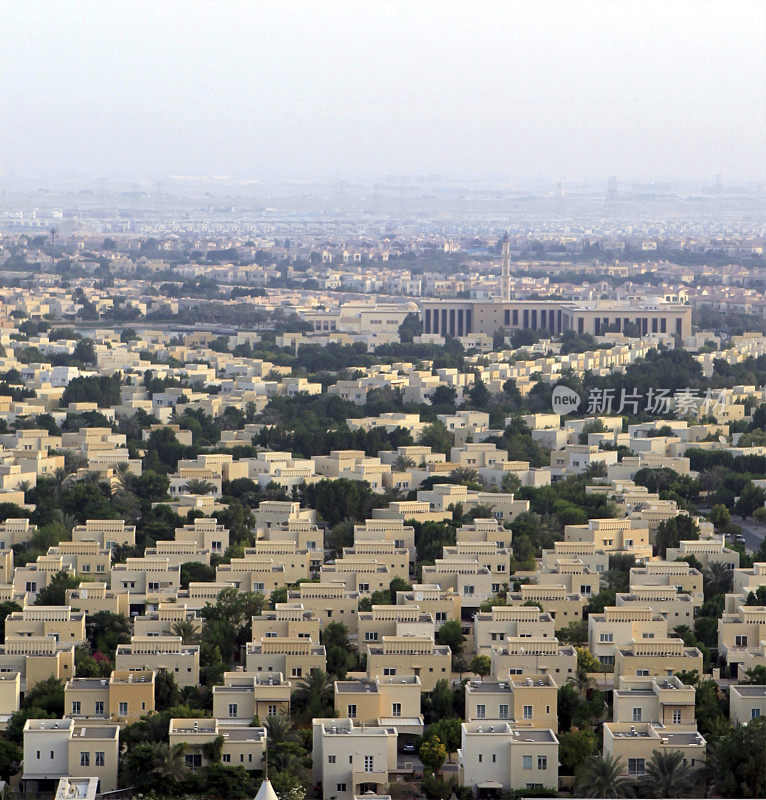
[1,0,764,183]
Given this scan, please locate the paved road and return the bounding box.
[732,516,765,554]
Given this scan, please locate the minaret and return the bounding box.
[501,232,510,302]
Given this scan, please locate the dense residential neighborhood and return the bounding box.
[0,213,763,800]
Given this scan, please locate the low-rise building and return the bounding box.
[614,638,704,680]
[465,675,558,729]
[22,718,120,794]
[729,684,766,726]
[115,636,200,687]
[65,670,155,723]
[245,636,326,681]
[458,722,559,795]
[312,718,398,800]
[490,638,577,682]
[474,607,556,656]
[212,671,291,723]
[366,635,451,691]
[169,717,267,770]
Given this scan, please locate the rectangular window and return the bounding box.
[735,635,748,647]
[337,784,346,793]
[118,702,128,716]
[291,668,302,677]
[633,708,642,722]
[328,755,336,763]
[268,705,278,717]
[522,755,532,770]
[752,708,761,719]
[81,752,90,767]
[628,758,646,775]
[95,701,104,715]
[72,701,81,715]
[228,704,238,717]
[599,633,613,643]
[383,668,396,676]
[347,704,357,718]
[364,755,374,772]
[96,752,104,767]
[513,309,518,326]
[476,704,486,719]
[392,703,401,717]
[222,753,231,763]
[478,754,483,763]
[523,705,533,719]
[499,704,509,719]
[673,710,682,724]
[636,669,649,677]
[537,756,547,770]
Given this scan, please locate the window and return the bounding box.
[464,585,475,596]
[185,754,202,768]
[392,703,401,717]
[228,704,238,717]
[636,669,649,677]
[735,635,748,647]
[364,632,378,641]
[268,705,278,716]
[291,668,302,678]
[522,755,532,770]
[632,708,642,722]
[537,756,547,770]
[347,704,357,718]
[383,668,397,676]
[359,583,370,592]
[476,704,486,719]
[337,784,347,793]
[328,755,336,764]
[673,710,682,724]
[628,758,646,775]
[478,754,483,763]
[642,633,655,639]
[95,701,104,715]
[599,633,613,643]
[81,752,90,767]
[364,755,374,772]
[26,581,37,593]
[523,705,533,719]
[72,701,81,715]
[118,702,128,716]
[222,754,231,763]
[499,704,509,719]
[752,708,762,720]
[95,752,104,767]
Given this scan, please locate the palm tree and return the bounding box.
[113,463,134,493]
[171,619,201,645]
[699,465,728,497]
[392,454,416,472]
[265,369,283,382]
[704,561,732,596]
[182,479,216,496]
[567,662,594,698]
[266,715,298,769]
[574,753,634,798]
[151,742,188,781]
[449,467,478,485]
[293,670,333,719]
[16,480,32,499]
[641,750,696,798]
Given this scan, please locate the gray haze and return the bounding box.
[1,0,764,183]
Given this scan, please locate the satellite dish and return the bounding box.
[718,435,726,444]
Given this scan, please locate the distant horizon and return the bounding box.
[1,0,764,184]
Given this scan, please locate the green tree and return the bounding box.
[151,741,188,782]
[558,728,598,775]
[34,570,80,606]
[171,619,202,645]
[435,619,464,662]
[574,753,634,798]
[468,655,491,676]
[706,717,766,798]
[556,620,588,645]
[735,483,766,519]
[321,622,356,679]
[0,736,22,781]
[292,670,333,720]
[23,677,65,716]
[155,669,181,710]
[424,717,462,756]
[418,421,454,454]
[642,749,697,798]
[419,735,447,773]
